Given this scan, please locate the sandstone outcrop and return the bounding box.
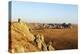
[9,20,55,53]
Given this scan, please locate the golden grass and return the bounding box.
[31,24,78,50]
[9,21,78,53]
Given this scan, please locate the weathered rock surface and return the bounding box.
[9,21,55,53]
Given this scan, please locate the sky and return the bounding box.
[11,1,78,24]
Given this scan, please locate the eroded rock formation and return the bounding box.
[9,20,55,53]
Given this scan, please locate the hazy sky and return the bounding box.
[12,1,78,24]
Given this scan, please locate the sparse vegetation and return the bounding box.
[9,19,78,53]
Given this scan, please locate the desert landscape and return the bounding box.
[9,1,78,53]
[8,19,78,53]
[29,23,78,50]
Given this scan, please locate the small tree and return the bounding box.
[68,23,72,28]
[62,23,66,28]
[18,18,21,22]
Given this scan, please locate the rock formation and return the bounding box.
[9,19,55,53]
[47,41,55,51]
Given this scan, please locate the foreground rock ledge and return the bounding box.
[9,22,55,53]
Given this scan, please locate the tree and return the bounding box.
[18,18,21,22]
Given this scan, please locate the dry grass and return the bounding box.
[9,21,78,53]
[31,24,78,50]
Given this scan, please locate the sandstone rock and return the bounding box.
[9,21,55,53]
[47,41,55,51]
